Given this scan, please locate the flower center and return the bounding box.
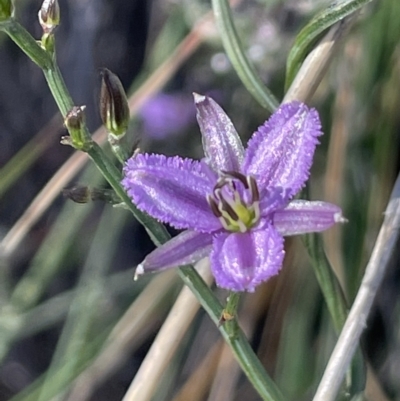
[207,171,260,233]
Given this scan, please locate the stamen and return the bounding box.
[219,217,232,231]
[253,201,260,221]
[220,197,239,221]
[214,179,226,191]
[207,195,222,218]
[248,176,259,202]
[237,220,247,233]
[208,172,261,233]
[222,170,249,189]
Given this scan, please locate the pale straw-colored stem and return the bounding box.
[172,340,223,401]
[121,258,213,401]
[312,173,400,401]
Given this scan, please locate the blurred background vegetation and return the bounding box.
[0,0,399,400]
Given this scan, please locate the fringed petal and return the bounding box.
[135,230,213,277]
[194,93,244,172]
[122,154,219,232]
[210,222,284,292]
[273,200,345,236]
[243,102,322,198]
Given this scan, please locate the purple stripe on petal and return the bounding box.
[210,223,284,292]
[194,93,244,172]
[273,200,345,236]
[243,102,322,198]
[122,154,219,232]
[136,230,213,276]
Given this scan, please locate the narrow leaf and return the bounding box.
[285,0,375,90]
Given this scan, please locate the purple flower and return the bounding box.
[122,94,344,292]
[139,93,196,139]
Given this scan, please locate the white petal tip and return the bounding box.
[193,93,206,104]
[334,213,348,224]
[134,264,145,281]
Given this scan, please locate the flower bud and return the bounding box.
[65,105,85,131]
[99,68,130,137]
[38,0,60,33]
[40,32,55,53]
[63,106,92,150]
[62,185,91,204]
[63,185,121,205]
[0,0,13,21]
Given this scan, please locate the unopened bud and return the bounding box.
[63,106,92,150]
[40,32,55,53]
[62,185,91,204]
[65,105,85,131]
[0,0,13,21]
[63,185,121,205]
[38,0,60,33]
[100,68,130,137]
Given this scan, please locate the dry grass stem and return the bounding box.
[313,174,400,401]
[323,38,360,290]
[121,258,213,401]
[172,340,223,401]
[65,270,178,401]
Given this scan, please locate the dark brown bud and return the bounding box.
[62,185,91,204]
[99,68,130,137]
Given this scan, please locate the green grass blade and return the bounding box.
[285,0,375,90]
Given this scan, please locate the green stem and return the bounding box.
[178,267,283,401]
[43,64,74,116]
[107,133,131,164]
[303,233,347,333]
[225,291,241,318]
[0,19,51,69]
[222,291,241,337]
[304,233,365,395]
[211,0,279,112]
[300,182,365,394]
[0,14,284,401]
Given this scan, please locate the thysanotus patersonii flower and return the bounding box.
[122,94,344,292]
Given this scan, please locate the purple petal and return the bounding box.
[194,93,244,172]
[243,102,322,198]
[273,200,345,236]
[122,154,220,232]
[135,230,213,277]
[210,222,285,292]
[259,186,291,217]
